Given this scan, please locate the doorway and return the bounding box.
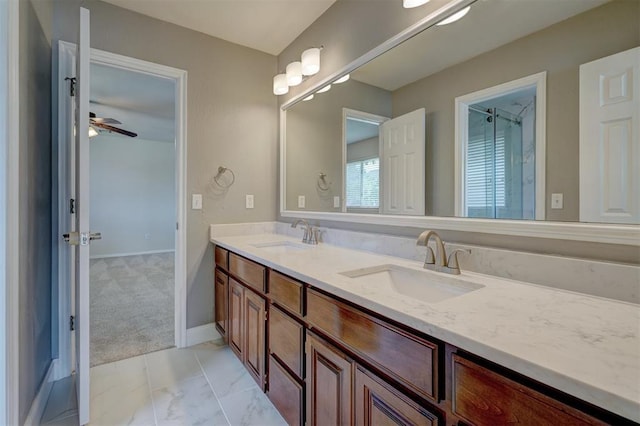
[56,42,187,378]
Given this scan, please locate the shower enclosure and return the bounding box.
[466,101,535,220]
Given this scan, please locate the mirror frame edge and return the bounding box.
[278,0,640,247]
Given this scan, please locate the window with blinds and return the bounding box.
[346,158,379,208]
[466,131,506,216]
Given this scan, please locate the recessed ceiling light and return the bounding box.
[403,0,430,8]
[436,6,471,26]
[335,74,350,84]
[317,84,332,93]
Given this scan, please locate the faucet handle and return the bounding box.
[447,249,470,270]
[308,227,320,245]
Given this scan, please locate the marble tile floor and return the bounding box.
[40,341,287,426]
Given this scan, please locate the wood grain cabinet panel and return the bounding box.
[214,246,228,270]
[229,253,265,293]
[306,332,354,426]
[244,289,266,389]
[268,355,304,426]
[355,366,440,426]
[214,268,228,341]
[269,270,304,316]
[307,289,439,402]
[228,278,244,359]
[452,355,606,426]
[269,304,304,379]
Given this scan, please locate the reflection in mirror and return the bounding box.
[283,0,639,224]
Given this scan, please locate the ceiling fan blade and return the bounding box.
[92,122,138,138]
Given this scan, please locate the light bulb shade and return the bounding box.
[286,61,303,86]
[317,84,331,94]
[436,6,470,25]
[403,0,429,8]
[301,48,320,76]
[335,74,350,84]
[273,73,289,95]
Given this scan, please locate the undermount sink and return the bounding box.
[340,264,484,303]
[250,241,310,253]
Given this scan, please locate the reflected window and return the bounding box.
[346,158,379,208]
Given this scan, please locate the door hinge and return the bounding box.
[70,315,75,331]
[69,198,75,214]
[64,77,76,96]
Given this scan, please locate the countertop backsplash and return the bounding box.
[210,221,639,304]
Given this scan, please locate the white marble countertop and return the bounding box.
[211,233,640,422]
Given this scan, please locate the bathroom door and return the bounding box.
[380,108,426,215]
[73,7,92,424]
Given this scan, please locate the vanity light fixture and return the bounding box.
[273,46,323,95]
[303,94,314,101]
[335,74,350,84]
[273,73,289,95]
[317,84,331,93]
[436,6,471,25]
[403,0,429,8]
[286,61,303,86]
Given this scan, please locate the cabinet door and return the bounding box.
[244,289,266,389]
[306,332,354,426]
[355,366,439,426]
[228,278,244,359]
[214,268,228,341]
[268,355,304,426]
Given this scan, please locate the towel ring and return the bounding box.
[317,172,330,191]
[213,166,235,188]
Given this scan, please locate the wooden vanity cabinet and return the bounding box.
[244,288,266,389]
[228,277,244,359]
[214,269,228,340]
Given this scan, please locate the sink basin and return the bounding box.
[250,241,310,253]
[340,264,484,303]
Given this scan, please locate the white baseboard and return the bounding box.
[186,323,222,347]
[90,249,175,260]
[24,358,59,426]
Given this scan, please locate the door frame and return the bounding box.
[55,41,188,378]
[1,0,20,422]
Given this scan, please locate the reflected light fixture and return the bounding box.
[273,73,289,95]
[302,47,321,76]
[88,126,99,138]
[317,84,331,94]
[303,94,314,101]
[403,0,429,8]
[335,74,350,84]
[286,61,303,86]
[436,6,470,25]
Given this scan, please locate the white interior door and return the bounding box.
[579,47,639,224]
[380,108,426,215]
[73,7,91,425]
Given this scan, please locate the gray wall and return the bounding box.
[19,0,53,422]
[392,0,640,220]
[278,0,640,264]
[52,0,278,327]
[90,135,175,257]
[286,80,390,212]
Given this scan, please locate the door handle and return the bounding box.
[63,232,102,245]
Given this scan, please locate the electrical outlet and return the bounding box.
[246,194,254,209]
[298,195,306,208]
[333,196,340,208]
[192,194,202,210]
[551,193,563,209]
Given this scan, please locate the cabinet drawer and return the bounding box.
[268,355,304,426]
[452,355,605,426]
[269,305,304,379]
[230,253,265,293]
[214,246,228,270]
[269,270,304,316]
[307,289,439,402]
[355,365,440,426]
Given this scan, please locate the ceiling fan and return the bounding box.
[89,112,138,138]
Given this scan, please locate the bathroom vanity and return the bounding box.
[210,232,639,426]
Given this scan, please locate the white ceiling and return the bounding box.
[353,0,609,91]
[90,63,176,142]
[101,0,336,55]
[346,119,380,144]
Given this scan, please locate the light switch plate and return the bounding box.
[192,194,202,210]
[246,194,254,209]
[298,195,306,208]
[551,193,563,209]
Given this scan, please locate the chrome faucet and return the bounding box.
[416,230,469,275]
[291,219,319,245]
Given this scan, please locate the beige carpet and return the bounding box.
[90,252,174,367]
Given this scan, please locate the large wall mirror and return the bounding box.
[281,0,640,241]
